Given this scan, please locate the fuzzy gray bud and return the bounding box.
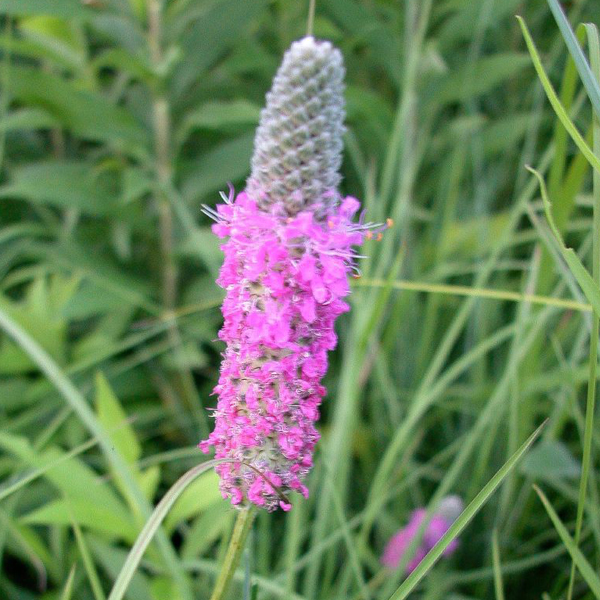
[247,36,346,213]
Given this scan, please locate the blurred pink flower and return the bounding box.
[382,496,463,573]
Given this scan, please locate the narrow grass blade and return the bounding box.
[69,507,107,600]
[0,435,98,502]
[0,306,193,600]
[60,565,77,600]
[387,421,545,600]
[492,529,506,600]
[517,16,600,174]
[566,23,600,600]
[534,485,600,599]
[546,0,600,119]
[108,459,220,600]
[354,278,591,312]
[527,166,600,317]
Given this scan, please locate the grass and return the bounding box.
[1,0,600,599]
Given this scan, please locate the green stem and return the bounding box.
[306,0,316,37]
[210,507,256,600]
[566,24,600,600]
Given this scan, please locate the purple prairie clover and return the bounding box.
[200,36,385,511]
[381,496,464,574]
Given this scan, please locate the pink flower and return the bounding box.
[382,496,464,573]
[199,188,382,511]
[198,36,388,512]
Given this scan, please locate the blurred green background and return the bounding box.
[2,0,600,598]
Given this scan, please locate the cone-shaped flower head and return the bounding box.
[248,37,345,213]
[200,37,382,511]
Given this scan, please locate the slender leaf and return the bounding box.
[527,166,600,318]
[388,421,545,600]
[535,486,600,599]
[546,0,600,120]
[517,17,600,174]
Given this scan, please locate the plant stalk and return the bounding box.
[307,0,316,37]
[147,0,208,436]
[209,507,256,600]
[566,24,600,600]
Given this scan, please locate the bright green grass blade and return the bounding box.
[527,166,600,317]
[324,468,371,600]
[69,508,107,600]
[517,16,600,174]
[546,0,600,120]
[0,305,193,600]
[492,529,506,600]
[107,459,220,600]
[0,435,98,502]
[387,421,545,600]
[566,22,600,600]
[60,564,77,600]
[354,278,591,312]
[534,485,600,599]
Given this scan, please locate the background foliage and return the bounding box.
[1,0,600,598]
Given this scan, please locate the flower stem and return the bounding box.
[307,0,316,37]
[147,0,208,437]
[210,507,256,600]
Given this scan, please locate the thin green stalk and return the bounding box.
[148,0,208,436]
[306,0,316,37]
[566,23,600,600]
[354,278,591,312]
[492,529,506,600]
[210,507,256,600]
[108,460,221,600]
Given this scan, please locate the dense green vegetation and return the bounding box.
[2,0,600,598]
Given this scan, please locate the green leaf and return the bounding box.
[138,466,161,502]
[181,504,233,559]
[0,108,59,132]
[527,166,600,318]
[7,66,149,150]
[60,565,77,600]
[520,440,581,480]
[95,372,141,465]
[164,470,222,532]
[181,133,254,202]
[68,509,107,600]
[517,17,600,174]
[50,244,160,315]
[92,48,155,84]
[176,100,260,148]
[150,578,182,600]
[482,113,534,155]
[0,276,79,374]
[90,538,154,600]
[181,100,260,131]
[61,281,127,320]
[0,432,128,518]
[535,486,600,598]
[170,0,268,97]
[0,0,92,18]
[435,53,531,104]
[22,498,138,541]
[547,0,600,121]
[0,161,119,215]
